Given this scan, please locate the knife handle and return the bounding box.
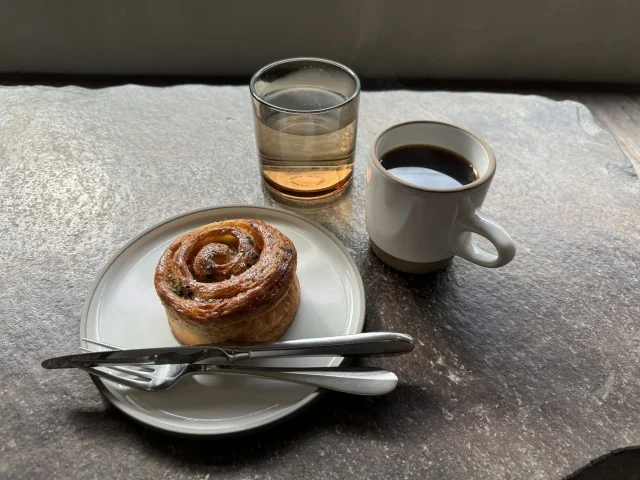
[239,332,413,360]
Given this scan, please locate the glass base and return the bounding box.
[262,173,353,203]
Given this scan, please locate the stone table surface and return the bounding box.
[1,85,639,480]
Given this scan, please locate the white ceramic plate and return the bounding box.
[80,205,365,436]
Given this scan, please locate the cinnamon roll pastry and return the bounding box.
[154,219,300,344]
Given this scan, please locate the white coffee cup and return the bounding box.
[365,121,516,273]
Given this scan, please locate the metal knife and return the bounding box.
[42,331,414,369]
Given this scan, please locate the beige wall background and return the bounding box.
[1,0,639,82]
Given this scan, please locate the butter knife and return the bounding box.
[42,332,413,369]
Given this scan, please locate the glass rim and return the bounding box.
[249,57,361,114]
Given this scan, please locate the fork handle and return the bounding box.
[193,364,398,396]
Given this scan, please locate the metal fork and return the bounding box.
[80,338,398,395]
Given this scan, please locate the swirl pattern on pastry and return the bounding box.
[154,219,300,344]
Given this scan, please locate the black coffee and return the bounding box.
[380,144,478,189]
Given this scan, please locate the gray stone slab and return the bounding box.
[1,85,639,479]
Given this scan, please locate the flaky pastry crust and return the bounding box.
[154,219,299,344]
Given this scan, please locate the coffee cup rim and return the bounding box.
[370,120,496,193]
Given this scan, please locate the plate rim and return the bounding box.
[80,204,365,437]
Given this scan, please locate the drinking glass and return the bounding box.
[250,58,360,201]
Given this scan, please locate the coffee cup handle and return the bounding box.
[451,211,516,268]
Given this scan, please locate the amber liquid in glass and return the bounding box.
[254,88,356,200]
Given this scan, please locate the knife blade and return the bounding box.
[41,345,242,369]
